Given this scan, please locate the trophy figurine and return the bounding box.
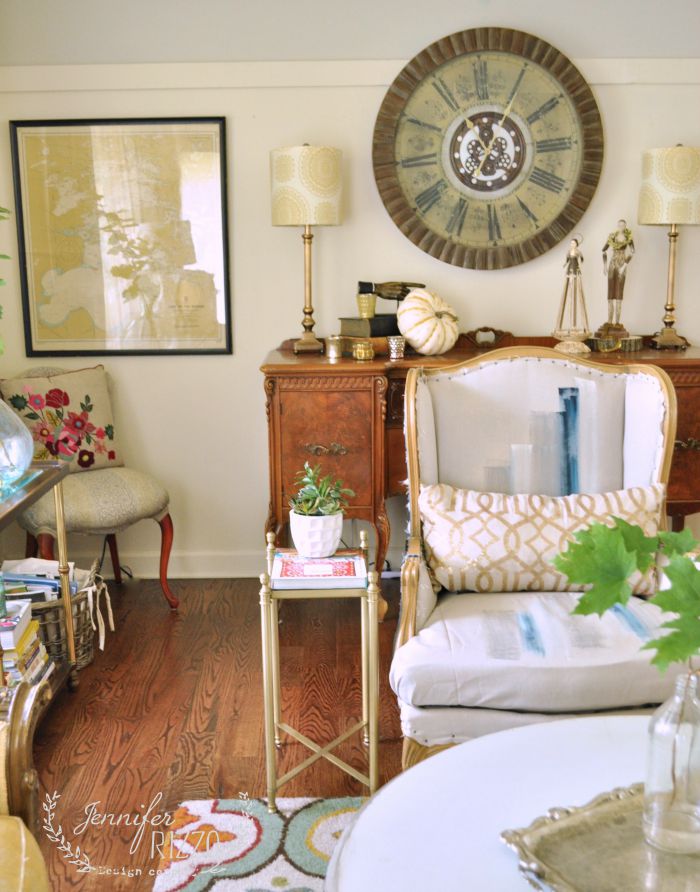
[591,220,642,351]
[553,236,591,354]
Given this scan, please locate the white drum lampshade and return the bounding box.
[270,145,343,226]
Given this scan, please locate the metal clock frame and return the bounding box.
[372,27,604,270]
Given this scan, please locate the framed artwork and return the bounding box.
[10,117,231,355]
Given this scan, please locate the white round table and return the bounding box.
[326,715,648,891]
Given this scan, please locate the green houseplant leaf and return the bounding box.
[552,521,638,615]
[554,517,700,672]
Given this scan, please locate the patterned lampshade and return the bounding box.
[638,146,700,226]
[270,145,343,226]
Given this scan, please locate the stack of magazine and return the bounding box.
[0,599,52,686]
[1,558,78,603]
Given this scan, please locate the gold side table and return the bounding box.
[259,531,380,813]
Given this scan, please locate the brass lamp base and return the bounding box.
[293,331,324,354]
[650,327,690,350]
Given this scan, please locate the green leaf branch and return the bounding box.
[553,519,700,672]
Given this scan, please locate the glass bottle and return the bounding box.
[643,672,700,854]
[0,400,34,494]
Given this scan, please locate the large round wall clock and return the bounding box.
[372,28,604,270]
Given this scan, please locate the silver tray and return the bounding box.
[501,784,700,891]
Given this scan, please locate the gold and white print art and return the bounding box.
[270,145,343,226]
[418,483,665,594]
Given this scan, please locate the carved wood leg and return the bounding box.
[36,533,56,560]
[25,532,39,558]
[373,511,390,621]
[157,513,179,610]
[106,534,123,583]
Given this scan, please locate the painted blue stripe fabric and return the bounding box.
[559,386,580,494]
[518,612,546,656]
[611,604,652,640]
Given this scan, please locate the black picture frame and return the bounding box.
[10,116,232,355]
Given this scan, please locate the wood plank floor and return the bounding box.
[33,576,403,891]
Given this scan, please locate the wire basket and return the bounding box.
[32,589,95,670]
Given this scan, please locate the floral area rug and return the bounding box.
[152,796,363,891]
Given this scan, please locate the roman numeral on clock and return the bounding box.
[487,205,502,242]
[529,167,566,193]
[527,96,560,124]
[399,153,438,168]
[432,77,459,112]
[507,66,527,103]
[404,116,443,133]
[415,179,447,214]
[535,137,572,153]
[473,59,489,100]
[517,196,539,226]
[446,198,468,236]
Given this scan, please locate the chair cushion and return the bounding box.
[395,697,658,749]
[0,366,122,472]
[0,816,50,891]
[18,467,169,536]
[390,591,679,713]
[418,483,664,594]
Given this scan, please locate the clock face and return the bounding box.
[373,29,604,269]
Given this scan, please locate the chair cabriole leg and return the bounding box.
[157,513,178,609]
[106,534,122,583]
[36,533,55,561]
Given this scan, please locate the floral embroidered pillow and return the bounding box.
[0,366,122,472]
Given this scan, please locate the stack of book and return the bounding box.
[338,314,400,357]
[270,551,367,589]
[1,600,51,686]
[339,315,400,338]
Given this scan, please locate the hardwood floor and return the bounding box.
[33,576,403,891]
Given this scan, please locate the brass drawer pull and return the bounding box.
[675,438,700,452]
[304,442,348,456]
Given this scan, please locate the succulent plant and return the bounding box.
[288,462,355,516]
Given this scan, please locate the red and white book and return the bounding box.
[270,552,367,589]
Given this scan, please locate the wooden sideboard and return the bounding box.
[262,332,700,590]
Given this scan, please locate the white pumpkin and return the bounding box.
[397,289,459,355]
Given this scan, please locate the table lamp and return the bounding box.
[638,145,700,349]
[270,145,343,353]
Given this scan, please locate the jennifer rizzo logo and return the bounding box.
[43,790,236,878]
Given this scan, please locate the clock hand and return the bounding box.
[473,85,524,179]
[464,114,489,152]
[497,88,520,128]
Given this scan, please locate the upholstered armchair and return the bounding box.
[0,366,178,609]
[391,347,681,769]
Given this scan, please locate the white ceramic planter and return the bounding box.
[289,510,343,558]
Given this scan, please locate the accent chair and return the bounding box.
[391,346,680,768]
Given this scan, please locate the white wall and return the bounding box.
[1,53,700,577]
[3,0,699,63]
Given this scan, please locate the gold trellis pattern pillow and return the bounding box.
[418,483,665,594]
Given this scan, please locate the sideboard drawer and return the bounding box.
[278,388,373,510]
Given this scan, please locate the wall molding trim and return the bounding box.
[1,59,699,94]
